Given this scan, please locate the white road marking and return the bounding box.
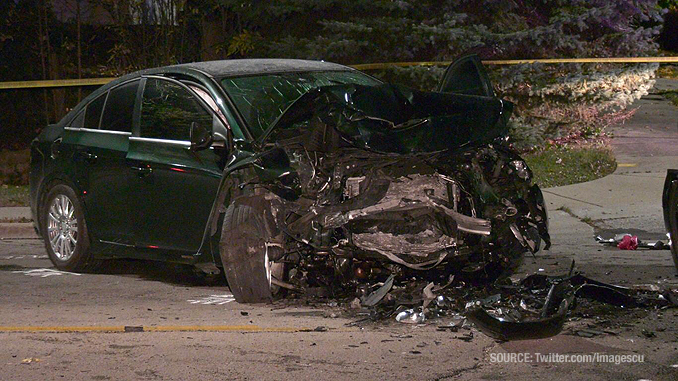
[12,268,81,277]
[187,294,235,305]
[1,255,49,260]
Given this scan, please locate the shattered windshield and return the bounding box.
[221,70,380,139]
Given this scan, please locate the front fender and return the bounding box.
[196,146,300,264]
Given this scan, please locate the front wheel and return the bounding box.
[41,183,99,272]
[219,204,283,303]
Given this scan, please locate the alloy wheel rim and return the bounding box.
[47,194,78,261]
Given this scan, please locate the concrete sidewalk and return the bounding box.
[0,206,35,239]
[0,206,31,221]
[545,78,677,238]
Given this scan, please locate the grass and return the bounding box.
[0,185,29,207]
[659,90,678,107]
[657,64,678,79]
[524,146,617,188]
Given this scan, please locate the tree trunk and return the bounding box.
[76,0,82,102]
[37,0,49,124]
[200,8,224,61]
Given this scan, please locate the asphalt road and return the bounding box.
[0,80,677,381]
[0,231,676,380]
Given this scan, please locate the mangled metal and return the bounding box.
[208,56,551,303]
[459,264,677,341]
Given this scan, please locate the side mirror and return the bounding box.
[210,116,231,150]
[190,121,213,151]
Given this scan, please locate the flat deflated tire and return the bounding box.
[219,204,274,303]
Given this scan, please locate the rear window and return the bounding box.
[84,92,107,130]
[100,80,139,133]
[221,71,380,139]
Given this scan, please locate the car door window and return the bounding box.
[140,78,212,141]
[100,80,139,133]
[84,92,107,129]
[70,110,85,128]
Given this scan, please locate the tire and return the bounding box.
[219,204,280,303]
[668,185,678,272]
[40,183,99,272]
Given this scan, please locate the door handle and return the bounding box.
[130,165,153,176]
[78,150,97,163]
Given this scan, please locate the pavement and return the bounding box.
[0,79,676,380]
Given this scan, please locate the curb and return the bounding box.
[0,223,39,239]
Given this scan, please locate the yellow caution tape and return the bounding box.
[1,56,676,90]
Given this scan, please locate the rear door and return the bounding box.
[127,76,223,254]
[65,80,139,246]
[438,55,494,97]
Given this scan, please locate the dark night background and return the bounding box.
[0,0,676,185]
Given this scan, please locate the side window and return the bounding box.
[84,92,107,130]
[100,80,139,132]
[70,110,85,128]
[140,78,212,141]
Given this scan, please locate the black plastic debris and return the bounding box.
[575,283,637,307]
[465,290,572,341]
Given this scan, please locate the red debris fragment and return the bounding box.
[617,235,638,250]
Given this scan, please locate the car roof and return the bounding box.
[155,58,354,78]
[57,59,356,128]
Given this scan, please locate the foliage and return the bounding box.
[0,185,29,207]
[0,149,30,186]
[0,0,670,152]
[658,64,678,78]
[253,0,665,63]
[493,62,657,150]
[659,0,678,10]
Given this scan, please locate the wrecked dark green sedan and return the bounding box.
[30,57,550,303]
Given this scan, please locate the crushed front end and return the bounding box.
[218,83,550,296]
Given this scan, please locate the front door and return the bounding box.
[66,80,140,246]
[127,77,222,253]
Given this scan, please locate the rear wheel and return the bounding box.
[219,204,283,303]
[40,183,99,272]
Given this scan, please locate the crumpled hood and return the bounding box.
[264,83,513,154]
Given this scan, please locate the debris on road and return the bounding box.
[299,258,677,341]
[595,234,669,250]
[395,309,426,324]
[618,235,639,250]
